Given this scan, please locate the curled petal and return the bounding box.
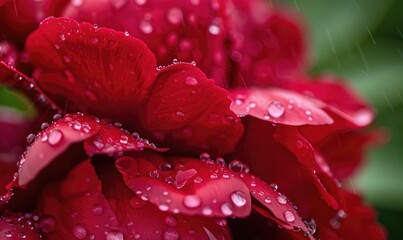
[144,63,244,155]
[230,88,333,126]
[26,17,156,121]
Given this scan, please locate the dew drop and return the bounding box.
[208,25,220,35]
[264,197,272,204]
[231,191,247,207]
[167,8,182,25]
[303,218,317,235]
[163,229,179,240]
[185,76,198,85]
[229,160,243,173]
[38,216,56,234]
[183,195,201,208]
[270,183,278,191]
[267,101,285,118]
[72,224,87,239]
[164,216,177,227]
[58,33,66,41]
[277,195,287,205]
[220,203,233,216]
[92,204,103,215]
[174,111,186,121]
[199,152,211,161]
[284,210,295,222]
[202,206,212,216]
[106,229,124,240]
[26,134,36,143]
[48,130,63,146]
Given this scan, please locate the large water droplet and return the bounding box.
[202,206,213,216]
[303,218,317,235]
[106,230,124,240]
[267,101,285,118]
[72,224,87,239]
[183,195,201,208]
[167,8,182,25]
[284,210,295,222]
[277,195,287,205]
[220,203,233,216]
[229,160,243,173]
[231,191,247,207]
[48,130,63,146]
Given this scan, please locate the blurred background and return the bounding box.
[278,0,403,239]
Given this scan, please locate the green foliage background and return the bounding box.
[278,0,403,239]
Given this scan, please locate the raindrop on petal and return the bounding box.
[267,101,285,118]
[48,130,63,146]
[231,191,247,207]
[183,195,201,208]
[284,210,295,222]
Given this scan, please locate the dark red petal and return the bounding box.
[96,160,232,240]
[0,211,42,239]
[230,88,333,126]
[0,61,62,112]
[274,126,345,209]
[285,78,374,127]
[228,0,306,88]
[26,17,157,121]
[83,122,167,155]
[115,153,251,218]
[62,0,230,87]
[36,160,121,239]
[0,0,69,45]
[143,63,244,155]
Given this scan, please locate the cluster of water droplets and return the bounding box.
[156,58,196,71]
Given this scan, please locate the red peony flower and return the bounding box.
[0,0,385,239]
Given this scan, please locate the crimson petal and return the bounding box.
[36,160,121,239]
[115,153,251,218]
[143,63,244,155]
[230,88,333,126]
[26,17,157,121]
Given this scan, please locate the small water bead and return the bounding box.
[185,76,198,86]
[164,216,177,227]
[159,162,173,171]
[124,31,129,36]
[264,197,272,204]
[119,135,128,144]
[228,160,243,173]
[174,111,186,121]
[159,203,169,211]
[58,33,66,41]
[194,177,203,183]
[149,170,160,179]
[283,211,295,222]
[4,231,12,238]
[220,203,233,216]
[277,195,287,205]
[267,101,285,118]
[215,157,226,166]
[72,224,87,239]
[163,229,179,240]
[106,230,124,240]
[167,8,183,25]
[92,204,103,215]
[199,152,211,161]
[208,24,220,35]
[26,134,36,144]
[234,95,245,105]
[41,133,48,142]
[230,191,247,207]
[202,206,212,216]
[270,183,278,191]
[48,130,63,146]
[132,132,140,139]
[183,195,201,208]
[139,20,153,34]
[337,209,347,218]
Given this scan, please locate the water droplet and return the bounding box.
[267,101,285,118]
[139,20,153,34]
[220,203,233,216]
[305,110,312,116]
[71,0,84,7]
[124,31,129,36]
[48,130,63,146]
[234,95,245,105]
[163,229,179,240]
[37,216,56,234]
[159,162,173,171]
[194,177,203,183]
[26,134,36,143]
[303,218,317,235]
[90,36,99,44]
[270,183,278,191]
[58,33,66,41]
[106,230,124,240]
[185,76,198,85]
[231,191,247,207]
[284,210,295,222]
[134,0,146,6]
[337,210,347,218]
[164,216,177,227]
[72,224,87,239]
[202,206,212,216]
[199,152,211,161]
[174,111,186,121]
[119,135,128,144]
[277,195,287,205]
[53,114,62,121]
[264,197,272,204]
[149,170,160,179]
[18,232,27,238]
[159,203,169,211]
[183,195,201,208]
[208,24,220,35]
[229,160,243,173]
[167,8,182,25]
[216,157,226,166]
[4,231,12,238]
[92,204,103,215]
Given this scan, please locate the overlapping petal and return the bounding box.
[144,63,244,155]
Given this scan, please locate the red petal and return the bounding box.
[97,160,232,240]
[0,211,42,239]
[230,88,333,126]
[17,113,100,186]
[0,41,18,67]
[36,160,121,239]
[143,63,244,155]
[26,17,157,121]
[83,122,167,155]
[62,0,230,87]
[285,78,374,127]
[228,0,306,87]
[115,153,251,218]
[0,61,62,112]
